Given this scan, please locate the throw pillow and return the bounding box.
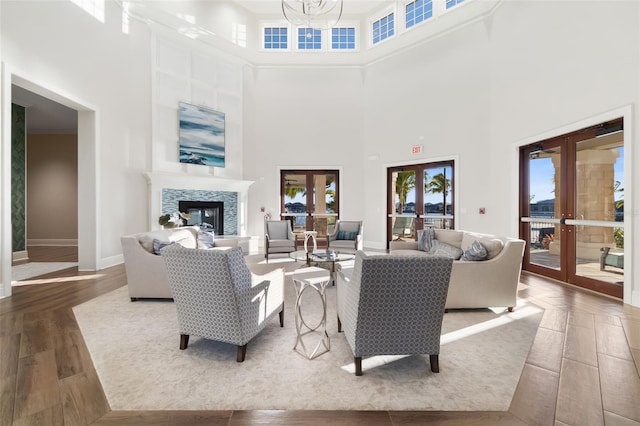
[417,228,435,252]
[337,230,357,240]
[153,239,174,255]
[197,231,215,249]
[460,232,504,259]
[429,239,463,260]
[460,240,488,261]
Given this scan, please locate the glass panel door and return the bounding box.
[387,160,455,245]
[422,164,454,230]
[523,143,563,278]
[389,169,417,240]
[520,118,624,298]
[282,172,308,234]
[571,137,624,290]
[281,170,340,245]
[311,172,338,239]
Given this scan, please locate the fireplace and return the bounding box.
[179,201,224,235]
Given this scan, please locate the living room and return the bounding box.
[1,1,640,424]
[2,0,638,306]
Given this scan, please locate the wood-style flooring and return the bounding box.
[1,246,639,425]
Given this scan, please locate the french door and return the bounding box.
[280,170,339,241]
[519,118,624,298]
[387,161,454,246]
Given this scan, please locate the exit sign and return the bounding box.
[411,145,423,154]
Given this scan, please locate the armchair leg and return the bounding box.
[508,306,514,312]
[355,357,362,376]
[279,307,284,327]
[179,334,189,350]
[237,344,247,362]
[337,316,342,332]
[429,354,439,373]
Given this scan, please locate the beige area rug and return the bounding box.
[73,254,543,411]
[12,262,78,283]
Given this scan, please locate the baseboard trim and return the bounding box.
[12,250,29,263]
[27,239,78,247]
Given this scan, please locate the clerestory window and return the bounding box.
[264,27,289,49]
[372,12,395,45]
[298,28,322,50]
[405,0,433,29]
[446,0,465,10]
[331,27,356,50]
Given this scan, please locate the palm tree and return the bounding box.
[395,172,415,214]
[425,170,451,214]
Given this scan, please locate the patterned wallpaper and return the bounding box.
[161,188,238,235]
[11,104,26,252]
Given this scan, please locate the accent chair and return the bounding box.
[162,245,285,362]
[337,251,453,376]
[327,220,363,253]
[264,220,297,262]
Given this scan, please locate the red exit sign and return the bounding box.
[411,145,423,154]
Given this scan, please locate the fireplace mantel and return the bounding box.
[144,172,255,234]
[144,172,254,193]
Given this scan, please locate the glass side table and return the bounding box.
[292,267,331,359]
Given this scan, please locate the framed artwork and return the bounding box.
[178,102,225,167]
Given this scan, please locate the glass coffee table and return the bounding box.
[290,250,355,284]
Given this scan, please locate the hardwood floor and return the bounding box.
[1,247,639,425]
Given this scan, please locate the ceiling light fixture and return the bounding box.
[281,0,344,29]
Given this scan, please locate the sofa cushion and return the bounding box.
[153,239,174,255]
[417,228,435,252]
[197,231,216,249]
[460,240,488,261]
[434,229,464,248]
[429,240,463,260]
[461,232,504,260]
[391,249,432,257]
[168,228,198,249]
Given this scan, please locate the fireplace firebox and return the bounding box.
[179,201,224,235]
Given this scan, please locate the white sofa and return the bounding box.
[389,229,525,311]
[121,227,238,301]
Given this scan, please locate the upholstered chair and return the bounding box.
[337,251,453,376]
[327,220,363,253]
[162,245,285,362]
[264,220,297,262]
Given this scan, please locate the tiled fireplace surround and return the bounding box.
[161,188,237,235]
[145,173,254,245]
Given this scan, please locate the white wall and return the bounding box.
[1,0,638,305]
[243,66,365,238]
[1,0,152,272]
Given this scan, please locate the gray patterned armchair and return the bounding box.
[162,245,285,362]
[337,251,453,376]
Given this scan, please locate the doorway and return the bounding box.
[2,69,98,298]
[386,161,455,246]
[280,170,340,241]
[519,118,624,298]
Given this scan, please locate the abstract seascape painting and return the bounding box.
[178,102,225,167]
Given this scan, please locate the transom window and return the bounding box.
[406,0,433,29]
[298,28,322,50]
[264,27,288,49]
[331,27,356,50]
[372,12,395,44]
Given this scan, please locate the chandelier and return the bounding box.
[281,0,344,29]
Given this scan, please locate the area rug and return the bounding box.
[12,262,78,283]
[73,255,543,411]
